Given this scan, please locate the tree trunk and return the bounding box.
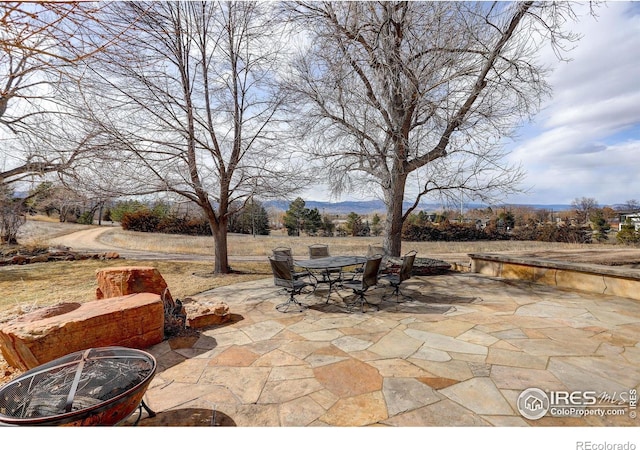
[98,202,103,226]
[210,217,230,275]
[383,172,408,257]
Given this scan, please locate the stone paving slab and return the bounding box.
[134,273,640,427]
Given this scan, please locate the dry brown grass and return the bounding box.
[95,226,607,259]
[1,259,269,323]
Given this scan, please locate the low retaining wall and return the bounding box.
[469,253,640,301]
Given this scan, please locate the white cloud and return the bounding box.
[506,2,640,205]
[508,139,640,205]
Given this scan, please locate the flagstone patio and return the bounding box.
[128,272,640,427]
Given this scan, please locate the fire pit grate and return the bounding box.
[0,346,156,426]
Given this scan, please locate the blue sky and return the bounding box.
[304,2,640,207]
[504,1,640,206]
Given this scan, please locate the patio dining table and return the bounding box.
[294,255,367,302]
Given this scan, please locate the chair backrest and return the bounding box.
[309,244,329,259]
[269,256,293,288]
[362,255,383,290]
[399,250,417,282]
[272,247,294,270]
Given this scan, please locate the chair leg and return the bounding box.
[276,290,308,313]
[381,283,414,303]
[345,291,379,313]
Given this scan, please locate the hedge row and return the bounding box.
[120,210,210,235]
[510,224,591,244]
[402,222,508,242]
[402,222,591,244]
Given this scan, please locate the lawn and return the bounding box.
[1,258,270,323]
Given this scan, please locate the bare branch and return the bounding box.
[284,1,588,255]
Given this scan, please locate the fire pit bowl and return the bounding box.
[0,346,156,426]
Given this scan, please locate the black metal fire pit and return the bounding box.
[0,346,157,426]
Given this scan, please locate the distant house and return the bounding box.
[618,210,640,231]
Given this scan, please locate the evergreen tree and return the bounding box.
[617,218,638,245]
[252,201,270,235]
[304,208,323,235]
[371,213,383,236]
[416,210,431,225]
[345,212,364,236]
[283,197,307,236]
[229,201,270,235]
[110,200,147,222]
[498,210,515,229]
[320,215,335,237]
[589,209,610,242]
[24,181,54,215]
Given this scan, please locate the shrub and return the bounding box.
[110,200,147,222]
[0,200,26,245]
[511,224,591,244]
[617,220,639,245]
[120,208,212,236]
[120,209,161,232]
[157,215,189,235]
[184,217,210,236]
[402,222,508,242]
[77,211,94,225]
[402,220,590,244]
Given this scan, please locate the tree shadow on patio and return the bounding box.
[375,290,483,314]
[306,289,481,315]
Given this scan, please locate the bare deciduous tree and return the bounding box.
[79,1,309,273]
[0,2,108,187]
[571,196,599,225]
[284,1,584,256]
[619,199,640,211]
[0,184,25,244]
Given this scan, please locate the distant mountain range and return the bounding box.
[263,199,575,215]
[11,189,586,215]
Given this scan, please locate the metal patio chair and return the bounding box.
[308,243,330,259]
[381,250,417,303]
[308,243,342,284]
[342,254,383,313]
[269,256,313,313]
[272,246,310,280]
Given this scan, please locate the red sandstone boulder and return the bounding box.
[95,266,173,304]
[0,293,164,371]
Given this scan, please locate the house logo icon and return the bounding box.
[517,388,550,420]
